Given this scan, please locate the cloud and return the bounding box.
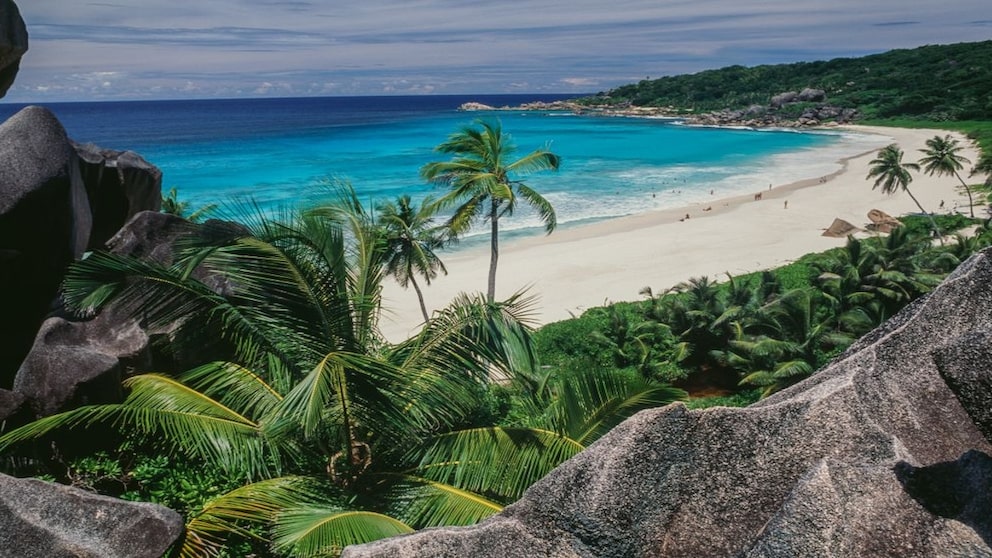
[6,0,991,102]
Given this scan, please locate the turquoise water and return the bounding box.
[0,95,881,241]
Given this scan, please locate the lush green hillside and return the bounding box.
[587,40,992,121]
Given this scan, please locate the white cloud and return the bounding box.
[5,0,990,101]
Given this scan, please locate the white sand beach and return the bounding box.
[380,125,983,340]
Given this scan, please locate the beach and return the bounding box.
[379,125,983,340]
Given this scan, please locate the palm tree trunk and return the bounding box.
[904,186,943,244]
[953,170,975,218]
[410,274,430,323]
[488,200,499,303]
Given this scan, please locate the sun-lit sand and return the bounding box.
[379,125,983,340]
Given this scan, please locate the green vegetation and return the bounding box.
[0,126,679,558]
[422,119,560,302]
[584,40,992,122]
[866,144,940,239]
[535,215,992,400]
[161,187,217,223]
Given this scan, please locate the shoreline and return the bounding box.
[379,124,982,341]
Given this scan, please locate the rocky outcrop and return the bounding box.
[0,1,27,98]
[0,388,24,422]
[10,212,192,417]
[0,473,183,558]
[344,248,992,557]
[0,107,164,390]
[13,313,149,417]
[74,143,162,250]
[0,107,86,389]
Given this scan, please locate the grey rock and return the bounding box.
[74,143,162,250]
[797,87,827,102]
[104,210,191,263]
[0,1,27,98]
[344,248,992,557]
[0,106,85,388]
[0,388,24,421]
[769,91,798,107]
[935,330,992,443]
[13,313,148,417]
[0,473,183,558]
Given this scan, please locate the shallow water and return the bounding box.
[0,94,885,241]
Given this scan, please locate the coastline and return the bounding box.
[379,124,982,341]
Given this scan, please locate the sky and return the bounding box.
[4,0,991,102]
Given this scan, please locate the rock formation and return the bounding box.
[0,107,87,389]
[0,107,164,392]
[10,211,192,418]
[74,143,162,250]
[344,248,992,557]
[0,473,184,558]
[0,0,27,98]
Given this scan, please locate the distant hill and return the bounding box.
[585,40,992,121]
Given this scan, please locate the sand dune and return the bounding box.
[380,125,983,340]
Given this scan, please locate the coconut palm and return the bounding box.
[161,186,217,223]
[971,151,992,187]
[0,189,532,556]
[421,120,559,303]
[918,134,974,217]
[378,195,448,323]
[867,144,941,241]
[404,365,685,523]
[0,187,681,557]
[736,288,856,397]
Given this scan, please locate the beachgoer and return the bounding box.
[784,200,788,209]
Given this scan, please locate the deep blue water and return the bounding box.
[0,94,879,240]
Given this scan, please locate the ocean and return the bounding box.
[0,94,886,242]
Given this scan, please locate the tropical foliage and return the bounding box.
[421,119,560,302]
[0,186,683,557]
[919,134,975,217]
[377,194,449,322]
[535,214,991,400]
[583,40,992,121]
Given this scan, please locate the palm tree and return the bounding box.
[971,151,992,187]
[421,120,560,303]
[736,288,856,397]
[0,189,527,556]
[867,144,941,241]
[161,187,217,223]
[403,366,685,524]
[377,195,448,323]
[0,188,680,556]
[918,134,974,217]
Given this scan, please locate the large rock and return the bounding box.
[13,313,148,417]
[0,388,24,422]
[0,106,86,388]
[0,105,163,391]
[0,473,183,558]
[74,143,162,250]
[797,87,826,102]
[10,212,191,417]
[0,1,27,98]
[344,248,992,557]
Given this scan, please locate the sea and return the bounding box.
[0,94,888,243]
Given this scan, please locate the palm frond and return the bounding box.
[271,506,412,558]
[0,374,271,477]
[410,426,583,503]
[381,473,503,528]
[179,476,316,558]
